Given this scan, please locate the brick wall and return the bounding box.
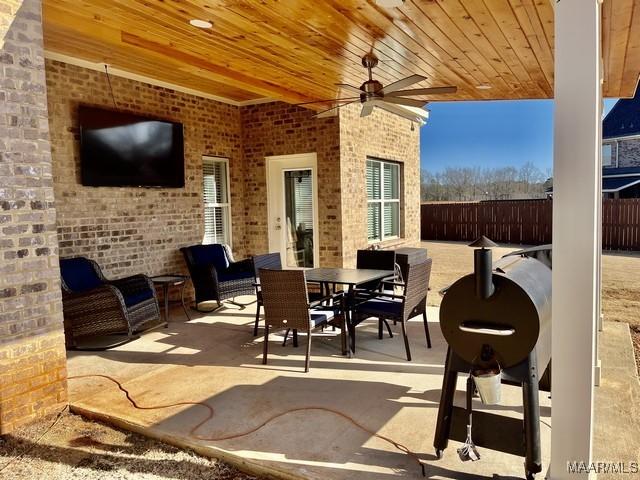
[45,60,246,279]
[241,102,420,268]
[45,66,420,275]
[338,103,421,267]
[241,102,343,266]
[0,0,67,434]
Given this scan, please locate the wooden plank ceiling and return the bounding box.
[42,0,640,109]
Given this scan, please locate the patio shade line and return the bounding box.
[67,373,428,476]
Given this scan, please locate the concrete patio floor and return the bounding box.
[66,299,555,480]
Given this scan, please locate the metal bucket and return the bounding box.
[472,369,502,405]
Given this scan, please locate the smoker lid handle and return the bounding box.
[459,321,515,336]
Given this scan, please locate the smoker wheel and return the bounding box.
[435,449,443,460]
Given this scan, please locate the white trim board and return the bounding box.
[601,172,640,178]
[603,133,640,142]
[44,51,277,107]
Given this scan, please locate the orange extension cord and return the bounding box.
[68,374,426,476]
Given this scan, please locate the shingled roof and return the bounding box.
[604,86,640,138]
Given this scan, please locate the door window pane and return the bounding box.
[284,170,314,268]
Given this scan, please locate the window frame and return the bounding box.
[366,158,402,243]
[202,156,232,247]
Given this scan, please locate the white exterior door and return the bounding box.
[266,153,319,268]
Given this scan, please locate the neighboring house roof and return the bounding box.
[602,166,640,192]
[546,167,640,194]
[603,86,640,138]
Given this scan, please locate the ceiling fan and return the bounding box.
[303,53,457,123]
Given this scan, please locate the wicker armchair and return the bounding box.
[259,268,345,372]
[60,257,160,349]
[352,258,433,361]
[180,244,255,310]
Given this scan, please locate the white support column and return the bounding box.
[551,1,601,479]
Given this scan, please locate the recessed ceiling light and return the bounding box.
[476,84,492,90]
[375,0,405,8]
[189,19,213,29]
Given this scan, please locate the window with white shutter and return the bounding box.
[202,157,231,246]
[367,158,401,242]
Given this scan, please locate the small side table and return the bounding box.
[150,275,191,324]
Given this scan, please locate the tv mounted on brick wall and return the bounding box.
[79,106,184,187]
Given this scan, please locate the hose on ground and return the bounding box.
[68,374,426,476]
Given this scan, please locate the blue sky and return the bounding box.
[420,98,619,175]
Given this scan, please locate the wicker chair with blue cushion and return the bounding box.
[259,268,346,372]
[60,257,160,349]
[181,244,255,310]
[252,252,325,338]
[351,258,432,361]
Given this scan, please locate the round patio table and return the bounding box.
[150,274,191,324]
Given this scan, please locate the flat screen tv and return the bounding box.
[79,106,184,187]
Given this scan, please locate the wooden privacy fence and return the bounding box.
[421,199,640,251]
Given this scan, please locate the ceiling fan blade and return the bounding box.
[336,83,364,94]
[360,103,374,117]
[386,86,458,97]
[374,101,425,123]
[382,97,428,108]
[379,74,427,95]
[314,100,357,118]
[295,97,359,106]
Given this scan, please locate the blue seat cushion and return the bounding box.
[356,297,403,317]
[218,270,253,282]
[310,310,335,327]
[122,289,154,308]
[60,257,103,292]
[188,244,229,272]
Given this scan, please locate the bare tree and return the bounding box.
[421,164,547,202]
[518,162,544,193]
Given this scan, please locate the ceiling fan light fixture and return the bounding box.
[375,0,405,8]
[476,84,492,90]
[189,19,213,29]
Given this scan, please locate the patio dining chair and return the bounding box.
[356,249,397,290]
[252,252,325,338]
[252,252,282,336]
[259,268,345,372]
[351,258,433,361]
[353,249,398,337]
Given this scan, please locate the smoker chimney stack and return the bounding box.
[469,236,497,300]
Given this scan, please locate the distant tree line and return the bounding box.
[421,162,553,202]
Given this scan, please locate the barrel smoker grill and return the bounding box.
[433,240,552,480]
